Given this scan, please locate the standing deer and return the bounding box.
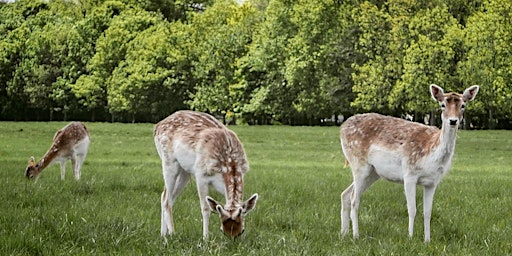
[340,84,479,242]
[154,110,259,241]
[25,121,90,180]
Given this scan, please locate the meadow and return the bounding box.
[0,121,511,255]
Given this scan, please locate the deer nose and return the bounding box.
[449,119,458,126]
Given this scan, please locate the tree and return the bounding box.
[70,1,132,121]
[283,0,351,124]
[459,0,512,128]
[4,0,85,120]
[0,1,25,119]
[350,1,393,114]
[187,0,262,121]
[237,0,297,124]
[392,5,462,123]
[109,19,190,122]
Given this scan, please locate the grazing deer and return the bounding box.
[340,84,479,242]
[25,122,90,181]
[154,110,259,241]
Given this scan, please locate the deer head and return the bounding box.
[25,157,41,179]
[430,84,479,127]
[206,193,259,237]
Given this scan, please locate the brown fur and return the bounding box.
[340,113,441,166]
[339,84,479,242]
[26,122,89,179]
[154,110,257,239]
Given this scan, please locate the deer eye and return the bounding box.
[440,103,446,109]
[461,104,466,109]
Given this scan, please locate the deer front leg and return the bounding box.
[423,185,437,242]
[404,176,418,239]
[195,177,211,239]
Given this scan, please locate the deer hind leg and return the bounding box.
[349,164,380,239]
[162,170,190,240]
[341,183,353,236]
[161,160,181,238]
[171,170,190,202]
[60,160,66,180]
[71,154,82,180]
[72,140,89,180]
[74,151,88,181]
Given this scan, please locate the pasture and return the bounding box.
[0,122,511,255]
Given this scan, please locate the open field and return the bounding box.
[1,122,511,255]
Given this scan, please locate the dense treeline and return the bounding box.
[1,0,511,128]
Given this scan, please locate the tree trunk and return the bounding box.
[488,108,496,129]
[429,110,437,127]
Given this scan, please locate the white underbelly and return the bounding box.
[367,146,448,186]
[173,143,196,172]
[368,147,405,183]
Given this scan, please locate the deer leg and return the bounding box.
[341,183,353,236]
[171,171,190,202]
[404,176,418,239]
[74,152,87,181]
[161,160,180,238]
[71,154,82,180]
[161,187,169,244]
[195,176,211,239]
[162,172,189,243]
[423,185,437,242]
[75,155,83,180]
[60,161,66,180]
[350,166,379,239]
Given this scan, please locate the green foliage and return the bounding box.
[238,0,297,123]
[351,2,393,113]
[187,0,261,119]
[0,0,512,127]
[1,122,511,254]
[458,0,512,125]
[393,5,462,116]
[285,0,347,121]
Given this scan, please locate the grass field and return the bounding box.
[1,121,511,255]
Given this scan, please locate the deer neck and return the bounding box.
[222,171,244,210]
[436,122,459,162]
[36,147,60,171]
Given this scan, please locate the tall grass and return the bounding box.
[0,122,511,255]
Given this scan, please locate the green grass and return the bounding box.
[0,122,511,255]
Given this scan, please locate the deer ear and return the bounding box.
[28,157,35,165]
[206,196,219,213]
[206,196,229,215]
[242,193,259,214]
[430,84,444,102]
[463,85,479,102]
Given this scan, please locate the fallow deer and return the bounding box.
[25,121,90,180]
[154,110,259,241]
[340,84,479,242]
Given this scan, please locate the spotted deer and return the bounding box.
[154,110,259,241]
[25,122,90,180]
[340,84,479,242]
